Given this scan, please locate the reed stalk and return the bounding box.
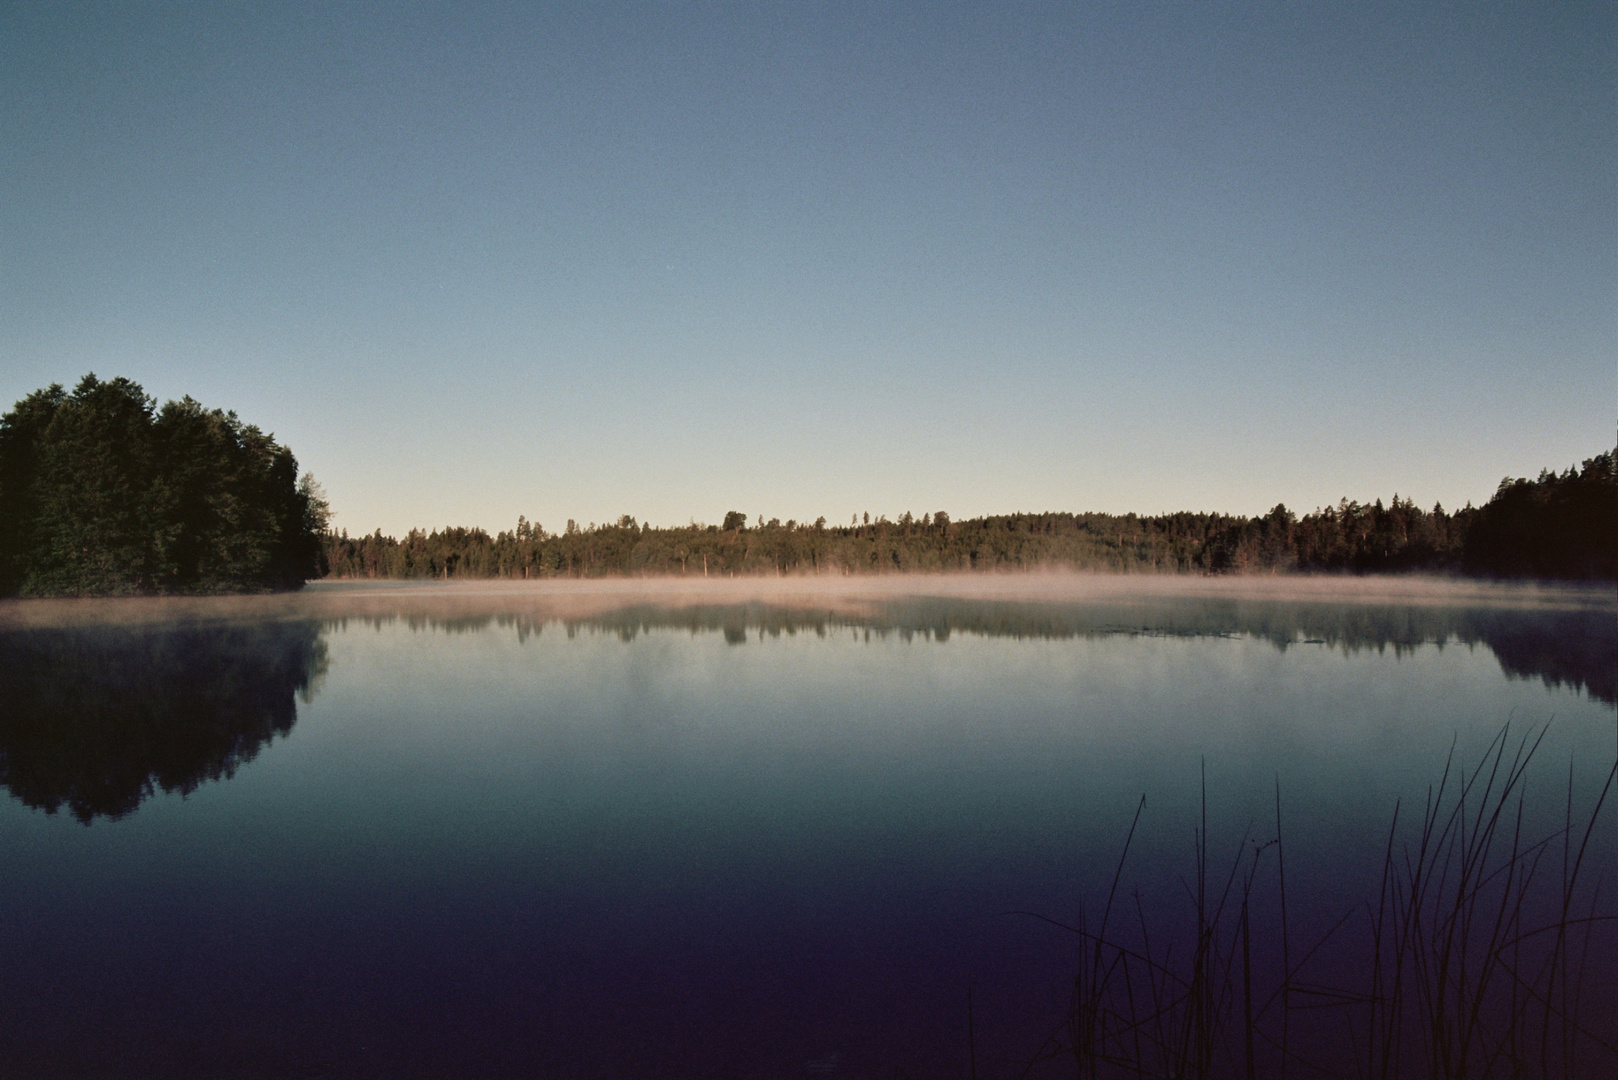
[1009,722,1616,1079]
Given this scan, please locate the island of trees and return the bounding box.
[323,448,1615,583]
[0,375,328,597]
[2,376,1612,596]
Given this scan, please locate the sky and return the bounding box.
[2,2,1613,536]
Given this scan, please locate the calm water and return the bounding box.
[0,580,1613,1079]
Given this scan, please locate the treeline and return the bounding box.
[324,449,1615,582]
[0,375,329,597]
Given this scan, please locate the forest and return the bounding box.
[0,375,329,597]
[324,448,1616,583]
[2,377,1611,595]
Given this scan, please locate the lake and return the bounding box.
[1,576,1613,1079]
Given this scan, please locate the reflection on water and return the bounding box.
[0,621,326,822]
[0,583,1610,1077]
[327,593,1617,704]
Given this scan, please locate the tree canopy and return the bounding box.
[1463,451,1616,579]
[322,448,1614,583]
[0,375,328,596]
[6,375,1608,593]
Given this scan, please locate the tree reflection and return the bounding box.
[351,597,1614,706]
[0,620,326,822]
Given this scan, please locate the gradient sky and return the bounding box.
[3,2,1613,535]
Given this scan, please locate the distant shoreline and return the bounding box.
[320,452,1617,585]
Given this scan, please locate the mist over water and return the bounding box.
[0,578,1611,1077]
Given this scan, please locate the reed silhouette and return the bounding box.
[1011,726,1616,1079]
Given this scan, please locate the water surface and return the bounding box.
[1,578,1612,1078]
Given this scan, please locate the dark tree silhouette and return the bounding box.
[0,375,328,596]
[1463,449,1616,580]
[321,448,1616,585]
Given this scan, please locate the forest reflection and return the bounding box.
[329,595,1616,705]
[0,595,1608,824]
[0,620,326,822]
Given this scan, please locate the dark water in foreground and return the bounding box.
[0,582,1612,1078]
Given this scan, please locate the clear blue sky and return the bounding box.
[3,2,1613,535]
